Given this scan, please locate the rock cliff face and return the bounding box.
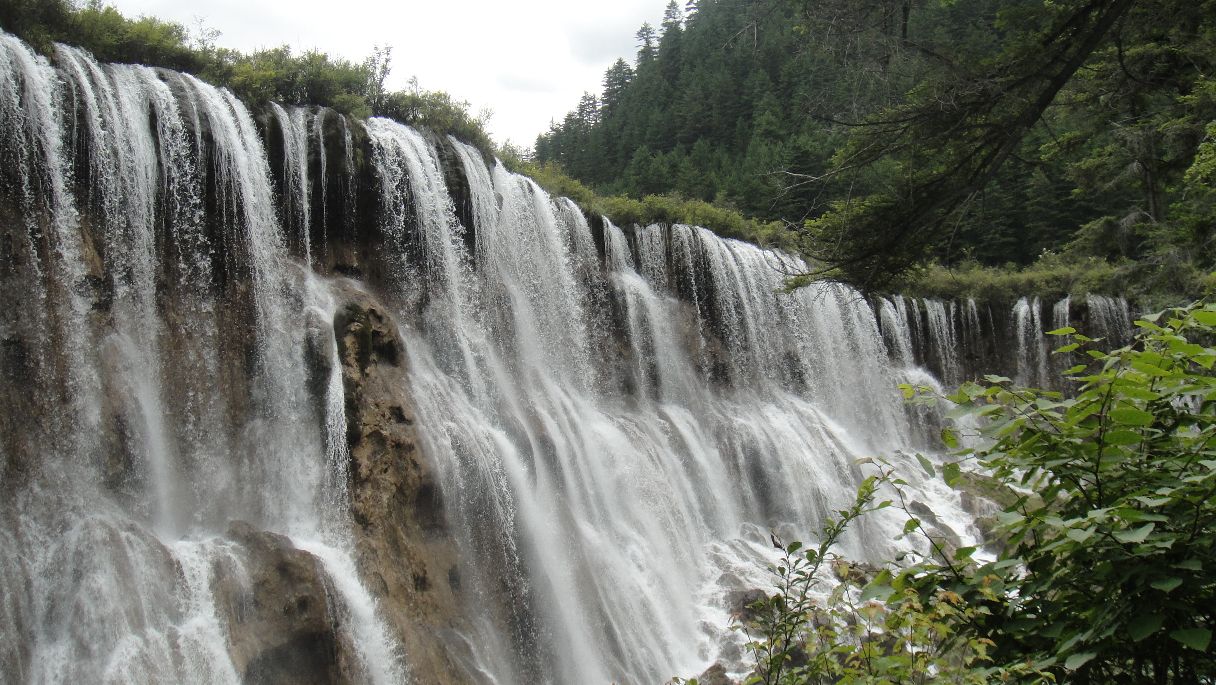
[334,291,472,683]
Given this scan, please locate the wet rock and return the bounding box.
[334,290,471,683]
[726,588,769,623]
[948,471,1032,553]
[831,558,881,585]
[697,662,737,685]
[213,522,356,685]
[908,499,963,557]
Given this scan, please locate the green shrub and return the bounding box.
[925,303,1216,682]
[704,302,1216,684]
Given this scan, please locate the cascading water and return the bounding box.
[1013,296,1051,388]
[923,299,961,386]
[877,297,915,367]
[1087,293,1135,347]
[269,103,313,264]
[0,35,404,685]
[0,31,1139,685]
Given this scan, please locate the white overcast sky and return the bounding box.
[105,0,665,147]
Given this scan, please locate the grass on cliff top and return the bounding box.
[506,157,797,251]
[905,251,1216,307]
[0,0,496,157]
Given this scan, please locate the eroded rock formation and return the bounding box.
[334,290,472,683]
[214,522,357,685]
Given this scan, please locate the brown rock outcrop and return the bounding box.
[334,290,472,684]
[214,521,357,685]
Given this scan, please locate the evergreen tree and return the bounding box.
[635,22,658,63]
[534,0,1216,288]
[600,59,633,116]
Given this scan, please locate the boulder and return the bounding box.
[697,662,737,685]
[831,558,882,585]
[213,522,357,685]
[726,588,769,623]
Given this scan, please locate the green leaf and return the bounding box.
[1110,407,1154,426]
[916,453,935,477]
[1065,527,1094,543]
[1170,628,1212,651]
[1174,559,1203,571]
[983,374,1011,384]
[860,583,894,602]
[1064,651,1097,670]
[1128,614,1164,642]
[1192,310,1216,326]
[940,428,959,449]
[1151,577,1183,593]
[995,511,1024,526]
[1114,523,1155,544]
[1131,360,1171,377]
[1048,326,1076,336]
[1105,430,1143,446]
[1054,343,1080,354]
[942,461,961,486]
[903,518,920,534]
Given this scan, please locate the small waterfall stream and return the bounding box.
[0,32,1139,685]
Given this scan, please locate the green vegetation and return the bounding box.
[7,0,1212,296]
[537,0,1216,294]
[905,254,1216,307]
[714,301,1216,683]
[711,471,1045,684]
[0,0,495,154]
[509,159,794,247]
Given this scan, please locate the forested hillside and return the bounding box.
[536,0,1216,294]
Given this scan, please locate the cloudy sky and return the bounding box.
[107,0,666,147]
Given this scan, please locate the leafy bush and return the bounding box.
[906,255,1131,303]
[702,302,1216,684]
[739,473,1040,685]
[928,303,1216,682]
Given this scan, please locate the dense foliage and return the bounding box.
[719,302,1216,683]
[0,0,495,154]
[537,0,1216,293]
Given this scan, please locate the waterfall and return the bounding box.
[269,103,313,264]
[1013,296,1053,388]
[1087,293,1134,347]
[390,144,929,681]
[1051,295,1074,375]
[878,297,914,367]
[604,217,637,273]
[2,30,1139,685]
[0,35,406,685]
[923,299,961,386]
